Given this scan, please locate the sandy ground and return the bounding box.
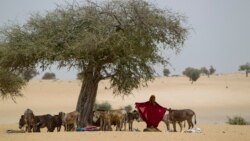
[1,73,250,141]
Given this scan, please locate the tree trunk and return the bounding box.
[76,73,100,127]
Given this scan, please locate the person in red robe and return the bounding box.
[135,95,167,131]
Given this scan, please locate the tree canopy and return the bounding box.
[183,67,201,84]
[200,65,216,78]
[163,68,170,77]
[239,62,250,77]
[0,0,188,126]
[42,72,56,80]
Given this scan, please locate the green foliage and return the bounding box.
[0,0,188,98]
[42,72,56,80]
[0,69,26,101]
[200,66,216,77]
[94,101,112,111]
[226,116,248,125]
[209,65,216,75]
[183,67,201,83]
[200,67,209,76]
[163,68,170,77]
[21,67,39,81]
[0,0,188,122]
[239,62,250,77]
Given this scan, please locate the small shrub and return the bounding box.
[124,105,132,113]
[42,72,56,80]
[94,101,112,111]
[226,116,248,125]
[163,68,170,77]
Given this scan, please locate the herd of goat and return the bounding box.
[19,108,196,132]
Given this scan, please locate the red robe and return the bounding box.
[135,101,167,128]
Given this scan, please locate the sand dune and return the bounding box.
[1,73,250,141]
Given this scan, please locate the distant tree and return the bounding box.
[200,67,209,77]
[163,68,170,77]
[42,72,56,80]
[209,65,216,75]
[124,105,133,113]
[239,62,250,77]
[183,67,201,84]
[200,66,216,78]
[21,67,39,81]
[94,101,112,111]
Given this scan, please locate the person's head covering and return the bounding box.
[149,95,155,103]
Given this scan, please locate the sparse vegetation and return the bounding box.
[124,105,133,113]
[239,62,250,77]
[42,72,56,80]
[209,65,216,75]
[21,67,39,81]
[163,68,170,77]
[226,116,248,125]
[94,101,112,111]
[200,66,216,78]
[200,67,209,77]
[183,67,201,84]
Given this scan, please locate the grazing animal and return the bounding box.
[93,109,127,131]
[19,115,27,131]
[93,110,112,131]
[20,114,56,132]
[167,108,197,132]
[162,113,186,132]
[60,111,80,131]
[52,113,63,132]
[107,109,127,131]
[35,114,56,132]
[127,110,140,131]
[23,109,38,132]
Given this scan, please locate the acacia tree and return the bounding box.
[200,65,216,78]
[0,0,188,127]
[200,67,209,77]
[183,67,201,84]
[239,62,250,77]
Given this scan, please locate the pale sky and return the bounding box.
[0,0,250,80]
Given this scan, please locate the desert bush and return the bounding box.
[226,116,248,125]
[124,105,133,113]
[239,62,250,77]
[163,68,170,77]
[183,67,201,83]
[42,72,56,80]
[200,66,216,78]
[94,101,112,111]
[200,67,209,77]
[209,65,216,75]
